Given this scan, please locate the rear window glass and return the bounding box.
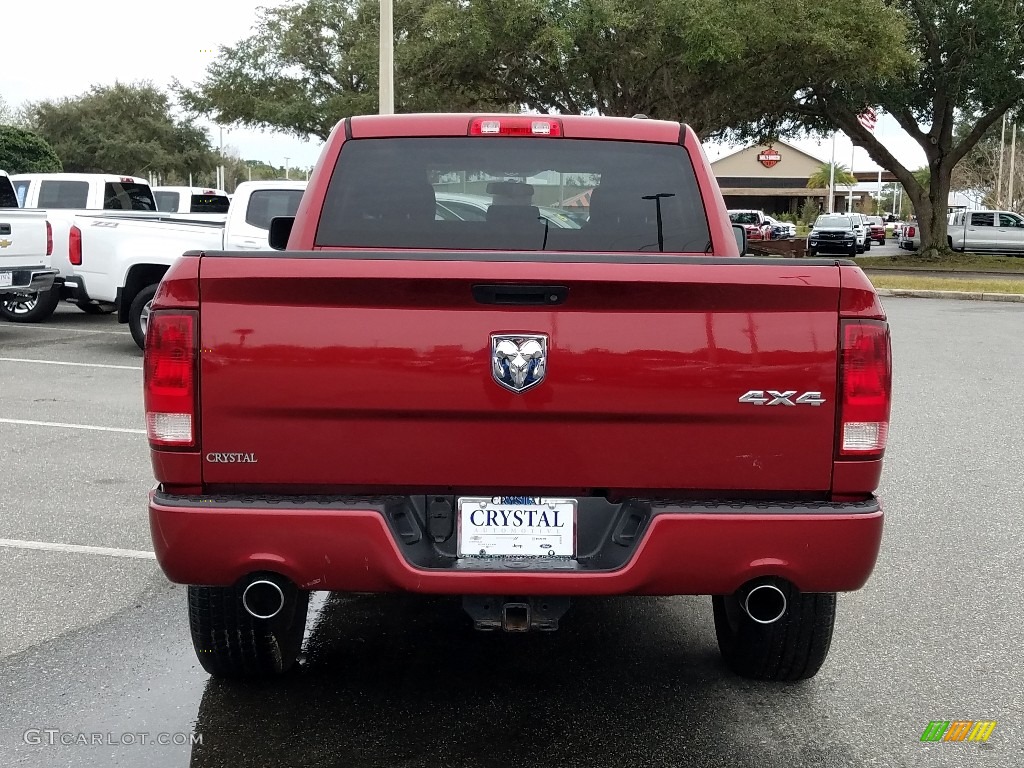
[729,212,761,225]
[315,137,711,252]
[38,180,89,208]
[190,194,230,213]
[104,182,157,210]
[12,180,28,207]
[0,178,18,208]
[245,190,306,230]
[971,213,995,226]
[154,191,181,212]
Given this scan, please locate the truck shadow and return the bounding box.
[188,592,847,768]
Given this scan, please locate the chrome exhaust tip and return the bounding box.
[742,583,788,625]
[241,579,286,620]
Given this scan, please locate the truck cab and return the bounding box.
[153,187,231,214]
[948,209,1024,254]
[69,180,309,347]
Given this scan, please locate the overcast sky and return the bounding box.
[2,0,928,179]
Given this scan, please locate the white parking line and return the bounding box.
[0,538,156,560]
[0,324,130,336]
[0,418,145,435]
[0,357,142,371]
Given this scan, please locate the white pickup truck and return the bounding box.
[3,173,158,321]
[153,186,231,214]
[70,180,308,348]
[0,171,57,304]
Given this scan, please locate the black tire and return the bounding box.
[77,300,114,315]
[188,582,309,680]
[0,287,61,323]
[128,284,158,350]
[807,247,817,257]
[849,244,858,257]
[863,240,871,252]
[713,585,836,681]
[879,238,886,246]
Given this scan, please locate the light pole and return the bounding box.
[218,126,225,191]
[996,113,1007,208]
[380,0,394,114]
[284,157,290,180]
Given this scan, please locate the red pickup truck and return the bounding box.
[144,113,891,683]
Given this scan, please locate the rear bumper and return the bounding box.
[0,267,58,298]
[149,492,884,595]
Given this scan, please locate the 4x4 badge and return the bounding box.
[739,390,826,406]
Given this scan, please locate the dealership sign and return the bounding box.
[757,147,782,168]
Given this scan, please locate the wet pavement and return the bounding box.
[1,298,1022,767]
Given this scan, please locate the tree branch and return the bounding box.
[950,97,1022,167]
[829,104,923,199]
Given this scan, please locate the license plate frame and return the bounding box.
[457,497,578,558]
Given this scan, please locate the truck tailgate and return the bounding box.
[197,255,842,494]
[0,210,48,272]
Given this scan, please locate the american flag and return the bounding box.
[858,108,878,132]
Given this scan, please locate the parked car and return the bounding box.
[3,173,157,321]
[948,209,1024,254]
[728,209,770,241]
[807,214,859,257]
[68,180,308,348]
[847,213,871,252]
[864,216,886,245]
[0,171,57,305]
[898,221,920,250]
[144,112,892,684]
[153,186,231,214]
[763,215,797,239]
[434,191,581,229]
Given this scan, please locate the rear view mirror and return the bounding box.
[732,224,748,256]
[268,216,295,251]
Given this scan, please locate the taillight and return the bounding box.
[906,226,915,237]
[46,221,53,256]
[69,225,82,266]
[469,117,563,136]
[837,320,892,458]
[144,312,197,448]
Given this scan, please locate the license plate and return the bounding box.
[0,272,12,288]
[457,497,577,558]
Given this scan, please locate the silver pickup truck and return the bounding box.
[948,209,1024,254]
[0,172,56,305]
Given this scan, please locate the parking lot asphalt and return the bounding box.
[1,298,1022,768]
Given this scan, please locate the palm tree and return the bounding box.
[807,163,857,189]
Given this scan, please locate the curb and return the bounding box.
[875,289,1024,303]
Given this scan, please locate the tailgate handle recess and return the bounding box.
[472,284,568,306]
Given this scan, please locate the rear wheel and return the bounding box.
[128,284,158,350]
[188,582,309,680]
[713,586,836,681]
[0,287,61,323]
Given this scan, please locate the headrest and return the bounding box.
[487,181,535,206]
[487,205,542,227]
